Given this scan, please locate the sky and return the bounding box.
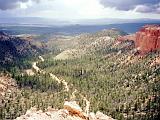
[0,0,160,21]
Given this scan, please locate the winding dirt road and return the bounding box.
[33,56,90,114]
[49,73,69,92]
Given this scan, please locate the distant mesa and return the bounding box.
[117,24,160,54]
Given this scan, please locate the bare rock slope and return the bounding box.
[15,101,114,120]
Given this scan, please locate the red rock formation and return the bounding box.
[117,25,160,54]
[135,25,160,54]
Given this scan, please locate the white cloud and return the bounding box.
[20,0,33,9]
[0,0,39,10]
[24,0,106,20]
[0,0,160,21]
[100,0,160,13]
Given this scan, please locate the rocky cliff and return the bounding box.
[117,25,160,54]
[135,25,160,54]
[15,101,114,120]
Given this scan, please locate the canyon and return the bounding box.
[15,56,113,120]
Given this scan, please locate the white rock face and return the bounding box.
[64,101,83,114]
[15,101,114,120]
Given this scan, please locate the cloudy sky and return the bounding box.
[0,0,160,21]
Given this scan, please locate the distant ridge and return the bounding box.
[0,17,160,26]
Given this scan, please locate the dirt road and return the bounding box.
[33,56,90,114]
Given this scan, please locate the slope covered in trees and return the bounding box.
[0,28,160,120]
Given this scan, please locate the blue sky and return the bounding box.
[0,0,159,21]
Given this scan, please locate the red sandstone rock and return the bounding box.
[117,25,160,54]
[135,25,160,54]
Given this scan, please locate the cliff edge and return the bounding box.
[117,25,160,54]
[15,101,114,120]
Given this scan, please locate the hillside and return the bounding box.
[53,29,127,60]
[0,31,42,66]
[0,74,17,107]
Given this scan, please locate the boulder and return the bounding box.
[64,101,83,115]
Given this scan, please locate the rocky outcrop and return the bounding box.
[15,101,114,120]
[117,25,160,54]
[135,25,160,54]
